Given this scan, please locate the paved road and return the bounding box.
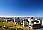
[33,28,43,30]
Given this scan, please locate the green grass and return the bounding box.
[0,22,33,30]
[0,22,16,26]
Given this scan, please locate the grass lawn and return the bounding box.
[0,22,33,30]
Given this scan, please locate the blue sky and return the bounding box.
[0,0,43,16]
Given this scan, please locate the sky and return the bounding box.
[0,0,43,16]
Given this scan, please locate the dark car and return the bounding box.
[32,24,41,29]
